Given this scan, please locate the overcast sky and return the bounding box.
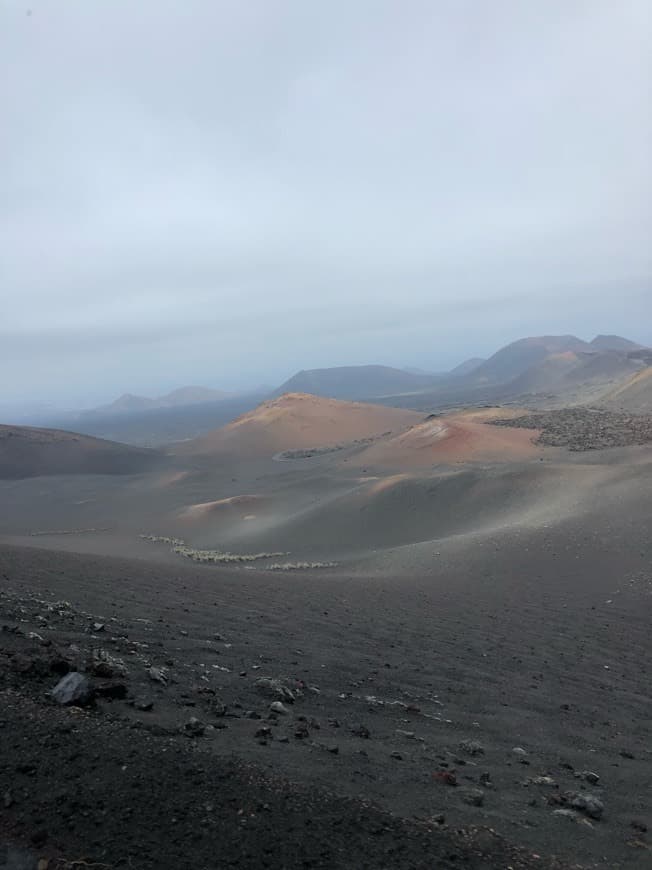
[2,0,651,408]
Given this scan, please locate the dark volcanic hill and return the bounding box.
[158,386,232,406]
[564,350,643,385]
[87,386,231,418]
[0,425,163,479]
[59,393,268,447]
[468,335,592,385]
[589,334,648,352]
[274,365,440,400]
[599,366,652,412]
[449,357,486,376]
[88,394,160,415]
[504,349,644,397]
[499,351,583,394]
[358,335,650,411]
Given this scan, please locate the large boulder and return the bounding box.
[254,677,295,703]
[51,672,94,706]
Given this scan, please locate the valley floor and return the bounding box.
[1,515,650,868]
[1,403,651,868]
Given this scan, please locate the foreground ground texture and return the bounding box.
[0,524,650,869]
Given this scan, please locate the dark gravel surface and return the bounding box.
[1,532,651,868]
[488,408,652,450]
[1,693,545,870]
[0,609,555,870]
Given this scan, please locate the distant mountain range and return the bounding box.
[275,358,493,399]
[84,386,232,418]
[467,336,593,385]
[273,336,650,405]
[7,333,651,446]
[36,335,652,423]
[274,365,442,400]
[289,335,649,415]
[462,335,651,400]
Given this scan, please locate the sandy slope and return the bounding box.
[174,393,423,458]
[177,494,269,521]
[600,367,652,413]
[352,409,542,467]
[184,459,620,561]
[3,402,647,570]
[0,424,163,479]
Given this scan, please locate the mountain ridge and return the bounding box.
[84,386,232,418]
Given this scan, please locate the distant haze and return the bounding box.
[2,1,650,407]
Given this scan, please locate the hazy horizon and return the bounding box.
[2,1,651,408]
[2,318,652,417]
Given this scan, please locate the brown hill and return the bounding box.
[352,408,542,468]
[562,351,642,387]
[175,393,423,458]
[469,336,591,385]
[0,425,163,479]
[503,351,582,394]
[599,366,652,413]
[504,350,643,398]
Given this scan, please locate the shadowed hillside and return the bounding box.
[85,386,232,417]
[590,334,648,352]
[468,336,591,385]
[362,336,652,412]
[449,357,486,376]
[44,393,269,447]
[0,425,164,479]
[275,365,440,399]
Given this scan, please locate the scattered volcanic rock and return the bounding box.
[51,672,93,706]
[351,723,370,739]
[254,677,295,702]
[490,408,652,450]
[183,717,205,737]
[569,792,604,820]
[147,666,167,685]
[269,701,290,715]
[461,788,485,807]
[459,739,484,756]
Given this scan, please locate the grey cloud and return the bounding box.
[1,0,650,405]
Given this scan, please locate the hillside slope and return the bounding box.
[504,350,643,398]
[86,386,231,418]
[275,365,439,399]
[175,393,423,458]
[469,336,591,385]
[0,425,163,479]
[449,357,486,376]
[599,366,652,413]
[590,334,647,352]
